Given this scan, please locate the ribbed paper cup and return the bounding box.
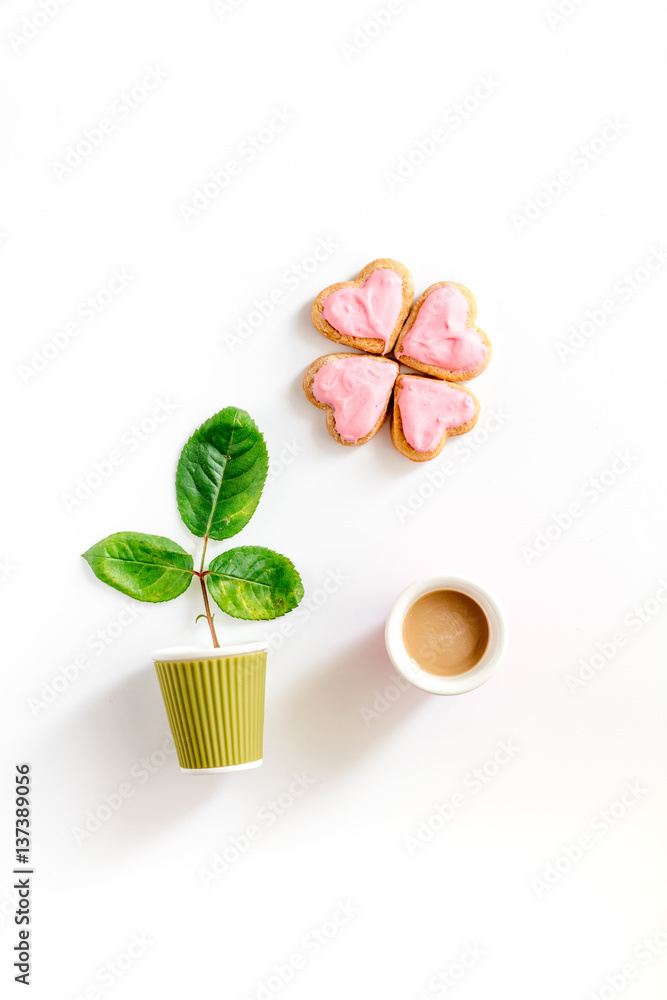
[151,643,267,773]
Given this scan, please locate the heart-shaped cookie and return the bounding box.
[312,258,414,355]
[394,281,491,380]
[303,353,398,446]
[391,374,479,462]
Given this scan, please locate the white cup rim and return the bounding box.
[151,642,269,663]
[385,575,508,695]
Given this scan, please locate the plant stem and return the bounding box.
[199,535,209,575]
[198,534,219,647]
[199,573,219,648]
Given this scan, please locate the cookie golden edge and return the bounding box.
[390,374,481,462]
[311,258,415,356]
[394,281,492,381]
[303,353,399,447]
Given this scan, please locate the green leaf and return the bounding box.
[175,407,268,541]
[207,546,304,620]
[82,532,194,603]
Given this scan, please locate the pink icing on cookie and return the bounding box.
[312,355,397,443]
[397,284,487,373]
[321,269,403,350]
[397,377,477,453]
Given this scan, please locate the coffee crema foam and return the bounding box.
[402,590,489,676]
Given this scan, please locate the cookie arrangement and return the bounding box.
[303,259,491,462]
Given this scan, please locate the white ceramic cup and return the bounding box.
[385,575,508,695]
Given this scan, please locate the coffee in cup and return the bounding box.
[402,589,489,677]
[385,576,507,695]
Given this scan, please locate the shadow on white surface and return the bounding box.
[279,625,426,776]
[66,664,227,857]
[295,298,321,349]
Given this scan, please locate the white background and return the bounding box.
[3,1,667,997]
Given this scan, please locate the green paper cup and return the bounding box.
[151,643,268,773]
